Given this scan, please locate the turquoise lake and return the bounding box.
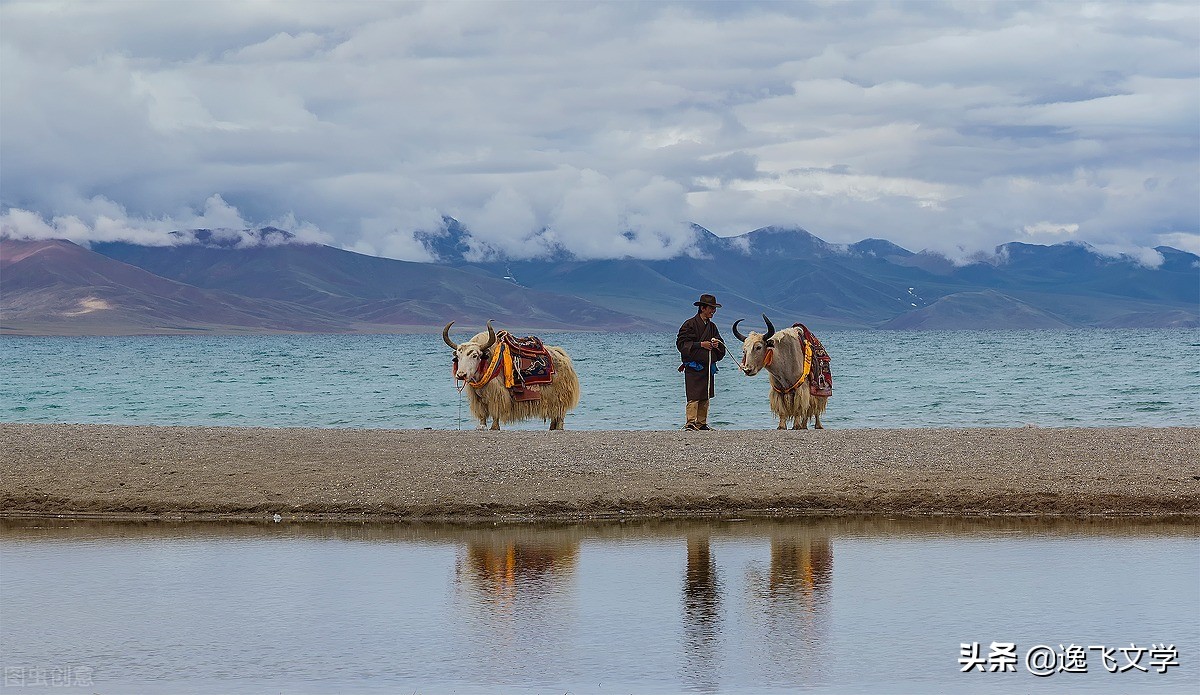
[1,328,1197,430]
[2,328,1198,693]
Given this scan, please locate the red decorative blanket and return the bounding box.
[793,323,833,398]
[497,331,555,401]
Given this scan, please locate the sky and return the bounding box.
[1,0,1197,262]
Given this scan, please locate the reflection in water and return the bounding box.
[754,537,834,685]
[2,517,1195,694]
[768,536,833,605]
[679,533,835,689]
[683,535,722,691]
[453,537,581,684]
[459,540,580,608]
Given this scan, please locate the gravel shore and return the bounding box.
[2,424,1197,521]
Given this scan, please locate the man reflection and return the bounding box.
[682,534,722,691]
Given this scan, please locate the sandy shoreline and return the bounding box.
[1,423,1198,522]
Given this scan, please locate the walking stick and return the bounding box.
[707,336,713,399]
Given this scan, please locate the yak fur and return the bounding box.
[736,324,827,430]
[447,323,581,430]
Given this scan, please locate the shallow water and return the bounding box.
[1,517,1197,694]
[1,328,1197,430]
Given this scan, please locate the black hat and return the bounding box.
[693,293,722,308]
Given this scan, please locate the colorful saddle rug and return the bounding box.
[469,330,556,401]
[499,330,555,388]
[793,322,833,398]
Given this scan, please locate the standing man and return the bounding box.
[677,294,727,431]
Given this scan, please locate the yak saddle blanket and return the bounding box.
[472,330,556,401]
[793,322,833,398]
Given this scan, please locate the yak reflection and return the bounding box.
[458,540,576,600]
[749,535,834,684]
[460,540,579,607]
[454,537,580,680]
[767,536,833,605]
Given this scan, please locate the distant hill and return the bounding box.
[1,220,1196,335]
[0,238,352,334]
[877,290,1075,330]
[435,224,1197,331]
[0,239,663,335]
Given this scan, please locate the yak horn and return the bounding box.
[483,320,497,350]
[732,319,748,342]
[442,322,459,350]
[762,314,776,341]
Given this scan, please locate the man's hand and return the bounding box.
[701,339,721,350]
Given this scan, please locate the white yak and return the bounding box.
[732,314,828,429]
[444,320,581,430]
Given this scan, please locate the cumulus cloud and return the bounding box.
[0,0,1196,262]
[1093,243,1166,269]
[1021,222,1080,242]
[455,187,549,260]
[0,194,333,247]
[223,31,325,63]
[1156,232,1200,255]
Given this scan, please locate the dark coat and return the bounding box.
[677,313,727,401]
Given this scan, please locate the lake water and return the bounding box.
[1,328,1197,430]
[1,517,1196,694]
[2,330,1197,692]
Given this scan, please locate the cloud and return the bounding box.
[0,194,333,247]
[223,31,325,63]
[1021,222,1080,241]
[454,187,547,260]
[1156,232,1200,254]
[1093,243,1165,269]
[1,0,1196,262]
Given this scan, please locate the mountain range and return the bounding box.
[1,222,1196,335]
